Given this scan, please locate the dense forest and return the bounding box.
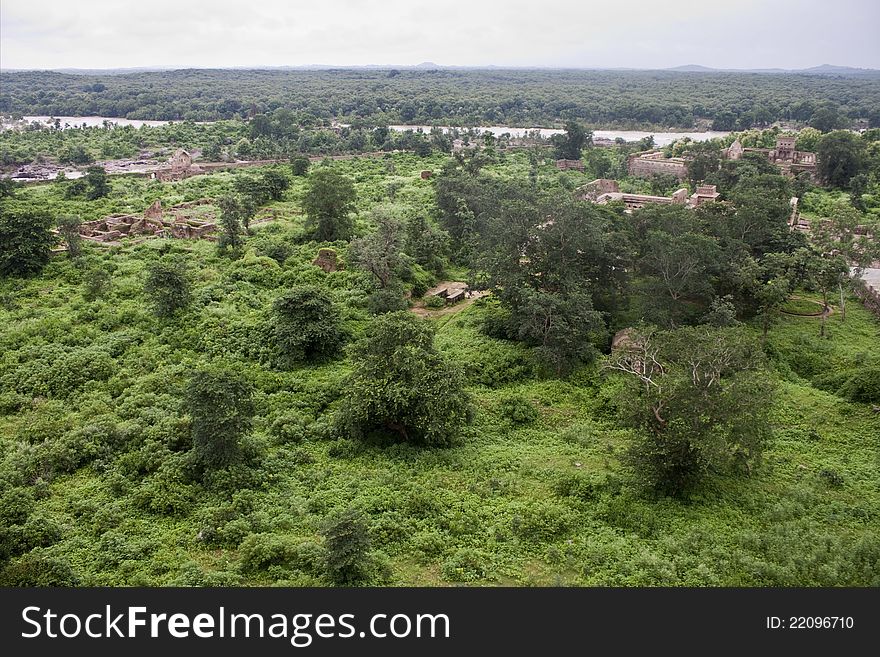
[1,113,879,586]
[2,68,880,130]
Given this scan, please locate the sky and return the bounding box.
[1,0,879,71]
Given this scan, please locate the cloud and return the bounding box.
[1,0,878,69]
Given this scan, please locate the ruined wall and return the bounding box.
[627,154,688,179]
[853,278,880,319]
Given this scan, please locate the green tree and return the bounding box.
[795,126,822,152]
[85,166,110,200]
[817,131,866,189]
[64,179,88,199]
[808,254,849,337]
[339,312,472,446]
[551,120,591,160]
[321,508,371,585]
[483,194,615,372]
[405,214,448,276]
[302,169,357,242]
[606,326,774,497]
[57,215,83,259]
[0,206,56,277]
[262,169,290,200]
[809,105,845,133]
[217,194,248,254]
[349,210,405,290]
[144,258,191,317]
[291,156,311,177]
[755,275,791,340]
[58,143,93,165]
[185,368,254,471]
[0,179,17,199]
[272,285,346,366]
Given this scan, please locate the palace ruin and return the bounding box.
[577,179,720,211]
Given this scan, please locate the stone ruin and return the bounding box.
[152,148,203,182]
[576,179,719,211]
[556,159,585,171]
[77,198,219,244]
[312,248,340,272]
[626,151,688,180]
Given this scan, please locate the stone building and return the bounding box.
[723,139,743,160]
[577,178,620,201]
[576,180,720,212]
[556,159,585,171]
[153,148,201,182]
[626,151,688,180]
[738,136,817,179]
[689,185,721,207]
[169,149,192,172]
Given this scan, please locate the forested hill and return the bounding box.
[2,68,879,129]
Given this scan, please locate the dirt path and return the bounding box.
[411,281,490,318]
[411,291,489,318]
[780,296,835,318]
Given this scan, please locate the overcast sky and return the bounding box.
[2,0,878,70]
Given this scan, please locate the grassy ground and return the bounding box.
[1,153,878,587]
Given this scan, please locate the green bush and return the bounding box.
[441,547,494,583]
[239,533,324,575]
[499,394,539,424]
[321,508,371,585]
[0,550,80,586]
[509,500,574,542]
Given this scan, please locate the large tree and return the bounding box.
[349,210,405,290]
[85,166,110,200]
[817,131,866,189]
[0,206,56,277]
[551,120,592,160]
[272,285,346,366]
[338,312,472,446]
[185,368,255,471]
[144,258,191,317]
[216,194,250,254]
[57,215,83,259]
[302,169,357,242]
[483,194,614,372]
[606,326,774,497]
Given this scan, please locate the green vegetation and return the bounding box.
[1,141,878,587]
[2,68,879,129]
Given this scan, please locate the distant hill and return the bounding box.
[668,64,716,72]
[667,63,878,76]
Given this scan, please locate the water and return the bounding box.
[14,115,176,129]
[387,125,730,147]
[4,116,729,146]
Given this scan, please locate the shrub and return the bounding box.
[367,287,409,315]
[239,533,324,575]
[321,508,371,585]
[441,547,493,583]
[509,500,574,542]
[499,394,539,424]
[144,258,191,317]
[185,368,255,472]
[339,312,472,446]
[0,550,80,586]
[272,285,346,366]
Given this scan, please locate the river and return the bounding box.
[387,125,730,147]
[6,115,729,147]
